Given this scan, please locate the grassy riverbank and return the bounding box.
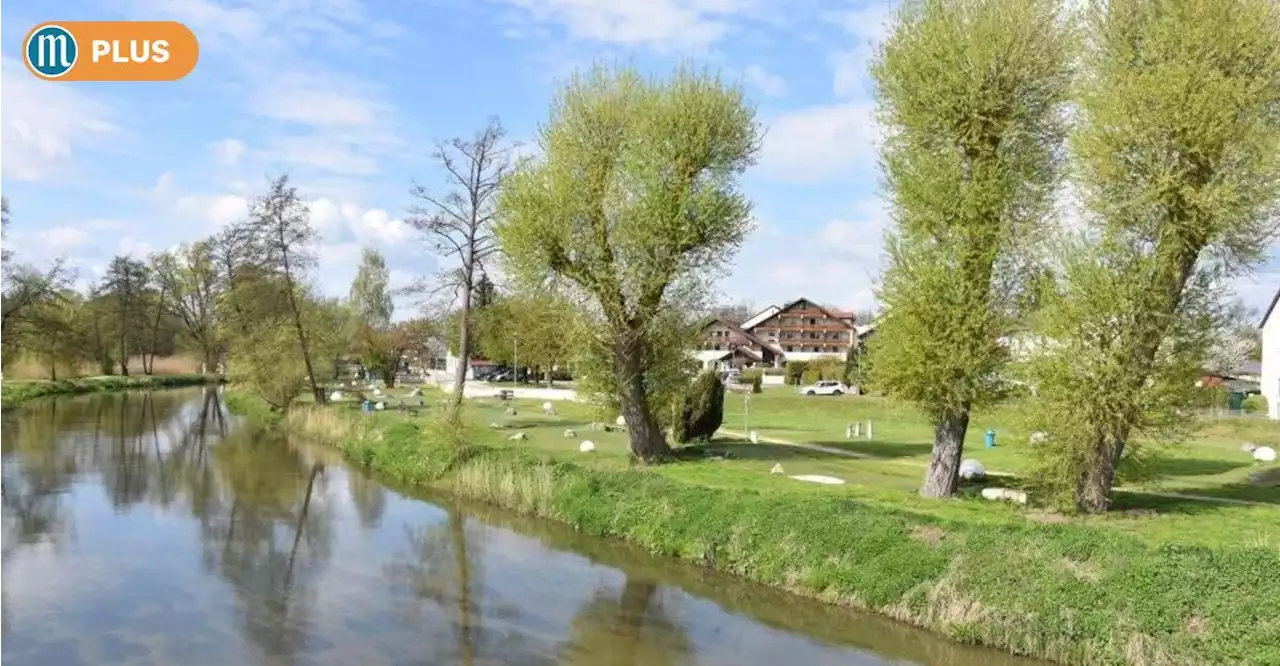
[228,390,1280,666]
[0,373,221,407]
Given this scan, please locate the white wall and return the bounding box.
[1262,312,1280,419]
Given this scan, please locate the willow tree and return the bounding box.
[868,0,1074,497]
[1026,0,1280,513]
[496,65,760,461]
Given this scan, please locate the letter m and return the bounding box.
[36,33,71,68]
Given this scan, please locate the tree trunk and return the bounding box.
[450,510,474,666]
[920,409,970,498]
[450,282,474,413]
[145,293,164,375]
[616,337,669,461]
[280,250,324,406]
[617,577,657,659]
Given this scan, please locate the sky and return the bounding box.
[1,0,1276,322]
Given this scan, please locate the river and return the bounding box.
[1,388,1046,666]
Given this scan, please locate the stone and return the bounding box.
[1030,431,1049,446]
[615,415,627,427]
[488,422,503,429]
[374,401,386,411]
[749,431,759,444]
[542,401,556,415]
[563,429,576,438]
[505,406,518,416]
[329,391,344,401]
[770,463,784,475]
[958,459,987,481]
[579,440,596,453]
[1253,446,1277,463]
[980,487,1028,505]
[508,432,528,442]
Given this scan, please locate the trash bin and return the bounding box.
[984,429,996,448]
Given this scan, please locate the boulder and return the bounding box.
[980,487,1028,505]
[959,459,987,481]
[374,401,386,411]
[1029,431,1049,446]
[508,432,528,442]
[563,429,577,438]
[329,390,345,401]
[542,401,556,415]
[579,440,596,453]
[1253,446,1277,463]
[615,415,627,427]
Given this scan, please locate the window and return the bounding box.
[785,345,794,352]
[808,318,817,326]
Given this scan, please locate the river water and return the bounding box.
[2,388,1045,666]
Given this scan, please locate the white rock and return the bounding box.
[579,440,596,453]
[770,463,784,475]
[542,401,556,415]
[374,401,386,411]
[329,391,344,401]
[508,432,528,442]
[749,431,759,444]
[373,389,383,397]
[408,387,422,397]
[488,422,503,429]
[959,459,987,481]
[1254,446,1277,463]
[980,487,1028,505]
[563,429,577,438]
[1030,431,1049,446]
[615,415,627,427]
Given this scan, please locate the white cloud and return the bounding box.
[757,102,881,183]
[35,226,92,251]
[211,138,247,167]
[174,193,251,231]
[494,0,753,51]
[260,136,381,175]
[0,58,115,182]
[250,74,384,127]
[743,65,788,97]
[350,208,412,246]
[826,4,894,99]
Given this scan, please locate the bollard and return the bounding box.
[985,428,997,449]
[866,420,874,440]
[853,422,861,437]
[845,423,854,439]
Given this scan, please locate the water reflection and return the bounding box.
[1,389,1046,666]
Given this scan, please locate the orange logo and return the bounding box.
[23,21,199,81]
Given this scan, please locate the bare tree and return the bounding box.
[408,118,515,411]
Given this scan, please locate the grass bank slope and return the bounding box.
[230,390,1280,666]
[1,373,220,407]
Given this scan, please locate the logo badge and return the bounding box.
[22,22,199,82]
[25,24,78,79]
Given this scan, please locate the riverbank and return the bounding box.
[227,391,1280,666]
[0,373,222,407]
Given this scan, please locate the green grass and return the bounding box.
[0,373,222,407]
[230,386,1280,665]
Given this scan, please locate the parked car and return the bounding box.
[799,380,848,396]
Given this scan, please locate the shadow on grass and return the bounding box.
[812,440,935,459]
[1147,457,1253,478]
[1111,487,1278,512]
[674,440,857,463]
[501,418,594,431]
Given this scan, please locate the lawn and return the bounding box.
[344,384,1279,549]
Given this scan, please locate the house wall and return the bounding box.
[747,300,854,356]
[1262,313,1280,419]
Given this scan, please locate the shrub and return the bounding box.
[751,373,762,394]
[808,357,844,381]
[784,361,809,385]
[762,367,785,376]
[801,369,822,386]
[1243,394,1267,414]
[674,371,725,443]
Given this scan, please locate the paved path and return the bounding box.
[716,428,1277,508]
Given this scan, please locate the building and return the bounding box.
[1259,288,1280,419]
[696,298,864,370]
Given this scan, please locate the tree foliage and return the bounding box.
[673,371,725,444]
[1023,0,1280,513]
[496,64,761,460]
[349,248,394,330]
[867,0,1074,497]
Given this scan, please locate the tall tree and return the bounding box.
[867,0,1074,497]
[240,175,325,403]
[100,256,153,376]
[151,241,221,371]
[408,118,514,413]
[349,248,394,329]
[1,196,12,265]
[497,65,761,461]
[1025,0,1280,513]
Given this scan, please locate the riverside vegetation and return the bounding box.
[0,372,220,408]
[228,387,1280,666]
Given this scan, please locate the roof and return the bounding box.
[702,318,779,354]
[1262,287,1280,328]
[774,298,856,329]
[740,304,781,330]
[693,347,762,363]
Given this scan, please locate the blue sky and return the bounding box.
[2,0,1276,321]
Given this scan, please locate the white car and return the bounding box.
[799,380,848,396]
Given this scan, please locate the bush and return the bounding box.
[1243,394,1267,414]
[801,369,822,386]
[674,371,725,443]
[784,361,809,385]
[751,373,762,394]
[762,367,785,376]
[741,369,764,393]
[808,357,844,381]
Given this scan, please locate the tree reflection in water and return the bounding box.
[557,576,693,666]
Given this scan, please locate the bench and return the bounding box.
[496,389,515,401]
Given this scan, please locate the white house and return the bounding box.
[1260,289,1280,419]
